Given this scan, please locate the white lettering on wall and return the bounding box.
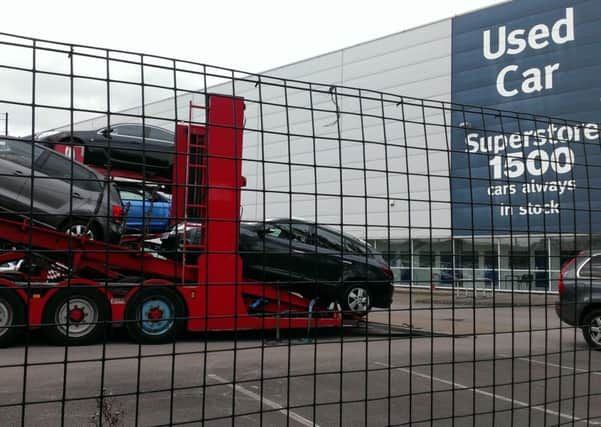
[482,7,574,97]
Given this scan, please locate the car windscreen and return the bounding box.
[314,226,373,255]
[120,190,144,201]
[0,139,43,168]
[148,127,175,143]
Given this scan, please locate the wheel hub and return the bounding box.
[68,307,85,323]
[147,307,164,321]
[67,224,94,239]
[347,288,369,313]
[56,297,98,338]
[140,298,174,335]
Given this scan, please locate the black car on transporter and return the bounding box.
[160,218,394,316]
[556,250,601,350]
[38,124,175,179]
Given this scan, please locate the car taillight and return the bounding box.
[382,266,393,278]
[112,204,125,223]
[558,256,577,297]
[558,272,565,296]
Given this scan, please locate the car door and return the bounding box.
[0,139,39,216]
[108,124,145,166]
[241,222,295,282]
[145,126,174,171]
[121,189,170,233]
[270,221,318,284]
[241,221,313,285]
[120,189,145,231]
[26,150,98,228]
[310,226,346,282]
[147,126,174,143]
[147,190,171,232]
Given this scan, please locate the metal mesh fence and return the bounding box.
[0,32,599,426]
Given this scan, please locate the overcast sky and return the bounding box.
[1,0,505,135]
[4,0,503,73]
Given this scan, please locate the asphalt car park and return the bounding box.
[1,290,599,426]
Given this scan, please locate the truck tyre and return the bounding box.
[125,287,185,344]
[43,287,109,346]
[0,288,26,348]
[582,308,601,350]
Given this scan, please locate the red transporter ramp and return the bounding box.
[0,217,200,346]
[175,96,342,334]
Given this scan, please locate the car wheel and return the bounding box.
[62,220,99,240]
[341,284,371,317]
[582,309,601,350]
[43,288,109,345]
[0,288,26,348]
[125,287,185,344]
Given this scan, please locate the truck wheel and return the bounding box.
[0,288,26,348]
[43,288,109,345]
[340,284,371,317]
[125,287,185,344]
[582,309,601,350]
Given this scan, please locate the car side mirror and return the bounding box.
[257,226,274,237]
[101,127,114,137]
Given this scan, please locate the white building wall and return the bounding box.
[230,19,454,240]
[53,19,454,241]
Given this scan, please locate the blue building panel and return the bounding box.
[451,0,601,235]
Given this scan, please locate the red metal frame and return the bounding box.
[0,94,342,337]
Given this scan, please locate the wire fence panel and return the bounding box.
[0,32,599,426]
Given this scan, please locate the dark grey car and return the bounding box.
[0,137,124,242]
[158,218,394,316]
[239,219,394,315]
[38,124,174,179]
[556,250,601,350]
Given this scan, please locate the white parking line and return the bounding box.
[375,362,599,425]
[208,374,319,427]
[500,353,601,377]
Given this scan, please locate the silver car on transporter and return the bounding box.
[0,137,124,242]
[556,251,601,350]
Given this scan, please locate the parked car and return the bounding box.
[38,123,175,179]
[159,218,394,315]
[556,250,601,350]
[0,137,124,242]
[119,186,171,233]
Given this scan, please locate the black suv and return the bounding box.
[556,251,601,350]
[161,218,394,315]
[38,124,174,179]
[0,137,124,242]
